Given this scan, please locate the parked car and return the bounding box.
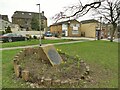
[0,33,28,42]
[107,36,115,40]
[44,31,53,37]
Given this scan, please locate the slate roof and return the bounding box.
[81,19,99,24]
[12,11,47,20]
[50,19,80,26]
[1,15,9,21]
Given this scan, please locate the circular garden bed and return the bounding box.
[13,47,91,88]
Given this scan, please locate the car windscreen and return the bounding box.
[3,33,18,37]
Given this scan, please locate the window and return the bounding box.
[29,13,31,15]
[72,26,79,34]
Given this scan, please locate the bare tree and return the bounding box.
[52,1,101,23]
[93,0,120,42]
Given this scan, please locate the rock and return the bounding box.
[36,84,40,88]
[83,81,87,84]
[61,80,69,86]
[19,51,23,53]
[41,76,45,80]
[86,76,92,82]
[52,79,61,86]
[80,60,84,63]
[14,56,19,59]
[44,78,52,86]
[41,79,44,85]
[13,59,19,65]
[30,83,35,88]
[86,66,90,71]
[69,80,78,86]
[80,75,85,80]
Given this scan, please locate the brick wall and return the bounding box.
[81,23,97,38]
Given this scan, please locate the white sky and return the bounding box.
[0,0,95,26]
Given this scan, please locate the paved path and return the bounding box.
[1,37,119,51]
[0,40,89,51]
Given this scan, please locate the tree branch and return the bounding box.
[52,1,101,23]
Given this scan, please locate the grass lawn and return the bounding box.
[2,40,118,88]
[56,40,118,88]
[1,39,86,48]
[1,49,30,88]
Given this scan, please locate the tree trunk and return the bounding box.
[110,23,117,42]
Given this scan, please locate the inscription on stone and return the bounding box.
[41,45,62,66]
[48,49,61,65]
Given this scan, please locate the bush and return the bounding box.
[5,26,12,33]
[26,34,32,40]
[33,35,37,39]
[0,31,5,35]
[41,34,45,39]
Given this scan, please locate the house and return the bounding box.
[12,11,47,31]
[50,19,81,37]
[1,15,9,22]
[81,19,108,38]
[81,19,99,38]
[0,14,11,31]
[50,19,108,38]
[117,1,120,37]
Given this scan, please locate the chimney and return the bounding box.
[42,11,44,16]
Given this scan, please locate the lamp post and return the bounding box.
[36,4,41,46]
[99,16,102,40]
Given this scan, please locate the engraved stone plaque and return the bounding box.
[41,44,63,66]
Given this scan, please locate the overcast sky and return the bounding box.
[0,0,95,26]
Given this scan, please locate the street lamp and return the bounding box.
[100,16,102,40]
[36,4,42,46]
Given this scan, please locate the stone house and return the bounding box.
[0,14,12,31]
[12,11,47,31]
[50,19,81,37]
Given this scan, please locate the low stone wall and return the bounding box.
[13,31,44,36]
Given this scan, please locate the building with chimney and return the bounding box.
[12,11,47,31]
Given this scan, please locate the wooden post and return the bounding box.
[22,70,29,81]
[14,65,21,77]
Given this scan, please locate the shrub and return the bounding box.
[5,26,12,33]
[33,35,37,39]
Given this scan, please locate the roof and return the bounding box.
[12,11,47,20]
[50,19,80,26]
[1,15,9,21]
[81,19,99,24]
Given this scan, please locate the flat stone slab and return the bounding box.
[41,44,63,66]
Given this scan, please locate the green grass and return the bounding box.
[2,40,118,88]
[55,40,118,88]
[2,39,89,48]
[2,49,30,88]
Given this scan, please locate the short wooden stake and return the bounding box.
[22,70,29,81]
